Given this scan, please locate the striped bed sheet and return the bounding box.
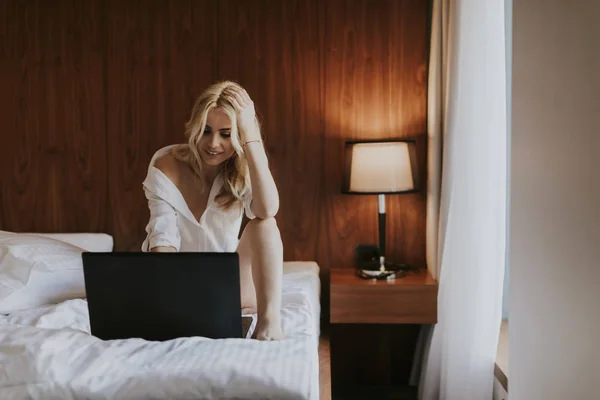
[0,261,321,400]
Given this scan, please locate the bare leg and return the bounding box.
[237,217,284,340]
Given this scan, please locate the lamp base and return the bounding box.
[356,268,398,280]
[356,262,417,280]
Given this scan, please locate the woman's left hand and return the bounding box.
[224,87,261,142]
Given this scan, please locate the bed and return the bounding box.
[0,232,323,400]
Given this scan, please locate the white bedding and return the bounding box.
[0,261,321,400]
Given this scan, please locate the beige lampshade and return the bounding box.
[343,141,418,193]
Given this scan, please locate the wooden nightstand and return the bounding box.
[330,267,438,324]
[328,268,438,399]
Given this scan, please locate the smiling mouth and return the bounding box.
[204,149,223,156]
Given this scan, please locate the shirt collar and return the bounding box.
[143,167,224,225]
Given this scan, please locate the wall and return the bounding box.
[0,1,108,234]
[0,0,428,389]
[0,0,428,280]
[510,1,600,399]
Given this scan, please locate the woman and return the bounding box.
[141,81,283,341]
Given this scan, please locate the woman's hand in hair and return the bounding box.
[224,86,261,142]
[225,85,279,218]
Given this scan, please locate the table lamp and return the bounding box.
[342,139,419,279]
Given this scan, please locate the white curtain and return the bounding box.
[417,0,508,399]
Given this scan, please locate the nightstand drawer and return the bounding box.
[330,268,438,324]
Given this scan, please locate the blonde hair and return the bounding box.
[173,81,261,210]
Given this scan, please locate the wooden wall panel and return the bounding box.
[105,0,217,250]
[216,0,325,265]
[323,0,428,271]
[323,0,428,390]
[1,0,428,266]
[385,0,429,269]
[282,0,326,264]
[0,0,107,233]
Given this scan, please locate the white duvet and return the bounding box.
[0,262,321,400]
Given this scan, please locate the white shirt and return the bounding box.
[141,145,254,253]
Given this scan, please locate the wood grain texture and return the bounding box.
[330,268,438,324]
[322,0,428,271]
[216,0,293,246]
[319,332,332,400]
[216,0,325,266]
[105,0,217,250]
[286,0,326,264]
[1,0,428,267]
[0,0,107,232]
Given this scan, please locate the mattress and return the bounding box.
[0,261,321,400]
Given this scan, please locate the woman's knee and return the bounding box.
[245,217,282,245]
[246,216,279,234]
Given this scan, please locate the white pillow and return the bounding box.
[0,233,88,313]
[21,232,114,253]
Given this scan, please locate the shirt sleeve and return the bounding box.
[141,188,181,252]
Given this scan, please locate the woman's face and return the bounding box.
[198,108,235,167]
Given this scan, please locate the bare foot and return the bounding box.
[254,316,284,341]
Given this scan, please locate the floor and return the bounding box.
[334,385,418,399]
[320,335,332,400]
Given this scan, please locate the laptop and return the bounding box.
[82,252,252,341]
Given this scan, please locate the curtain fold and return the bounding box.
[417,0,508,399]
[425,0,450,282]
